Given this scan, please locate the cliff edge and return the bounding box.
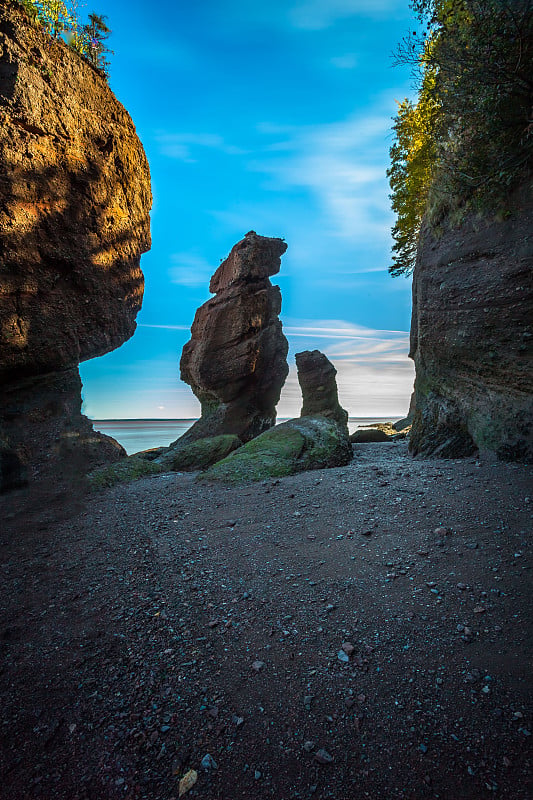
[409,183,533,461]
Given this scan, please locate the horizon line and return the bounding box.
[91,414,404,422]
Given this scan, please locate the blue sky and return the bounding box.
[80,0,417,420]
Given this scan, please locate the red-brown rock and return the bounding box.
[296,350,349,435]
[0,2,151,382]
[179,231,289,443]
[0,4,151,490]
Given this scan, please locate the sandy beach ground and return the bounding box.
[1,441,531,799]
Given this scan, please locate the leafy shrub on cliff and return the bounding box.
[388,0,533,275]
[16,0,112,77]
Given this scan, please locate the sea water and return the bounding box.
[92,417,399,456]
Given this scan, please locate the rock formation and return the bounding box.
[0,3,152,490]
[179,231,289,444]
[350,428,390,443]
[201,416,353,484]
[394,391,415,432]
[296,350,349,434]
[154,434,242,472]
[201,350,352,483]
[409,183,533,461]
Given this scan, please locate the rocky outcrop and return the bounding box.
[202,350,352,484]
[409,184,533,461]
[296,350,349,434]
[179,231,289,444]
[350,421,411,443]
[0,3,151,380]
[394,391,415,432]
[2,368,126,487]
[155,434,242,472]
[0,4,151,489]
[201,416,352,484]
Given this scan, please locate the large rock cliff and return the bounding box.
[0,3,152,489]
[409,184,533,461]
[0,2,151,380]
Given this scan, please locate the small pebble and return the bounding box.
[337,649,349,663]
[314,748,333,764]
[201,754,218,771]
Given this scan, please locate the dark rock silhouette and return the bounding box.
[296,350,349,435]
[409,182,533,461]
[179,231,289,445]
[350,428,390,443]
[0,4,151,490]
[394,391,415,432]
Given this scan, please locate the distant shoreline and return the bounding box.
[91,416,404,455]
[90,416,402,423]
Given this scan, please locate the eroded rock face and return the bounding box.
[179,231,289,443]
[1,368,126,490]
[0,4,151,489]
[0,2,151,381]
[410,184,533,461]
[296,350,349,435]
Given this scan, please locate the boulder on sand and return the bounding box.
[350,428,391,443]
[155,434,242,472]
[201,351,351,484]
[200,416,352,484]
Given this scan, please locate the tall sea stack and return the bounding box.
[179,231,289,444]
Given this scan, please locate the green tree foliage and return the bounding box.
[84,13,113,74]
[15,0,113,78]
[34,0,75,37]
[388,0,533,275]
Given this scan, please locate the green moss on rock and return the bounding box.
[201,417,351,485]
[156,434,242,471]
[88,456,162,490]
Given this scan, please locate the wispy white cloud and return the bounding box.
[289,0,404,30]
[250,108,395,243]
[284,320,407,338]
[278,317,414,416]
[156,132,246,162]
[169,252,214,287]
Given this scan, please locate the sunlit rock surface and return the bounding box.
[0,3,151,490]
